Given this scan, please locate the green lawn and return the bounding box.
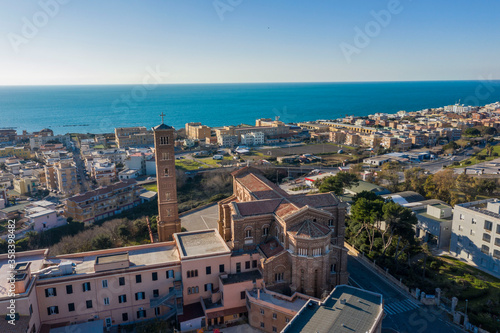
[451,145,500,168]
[196,157,223,167]
[425,256,500,331]
[175,159,207,171]
[142,183,157,192]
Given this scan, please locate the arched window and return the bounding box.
[187,271,191,278]
[194,270,198,277]
[328,219,334,227]
[187,287,192,295]
[164,168,169,177]
[262,226,269,236]
[245,228,252,238]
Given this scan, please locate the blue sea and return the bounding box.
[1,81,500,135]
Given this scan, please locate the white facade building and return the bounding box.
[450,199,500,277]
[240,132,265,146]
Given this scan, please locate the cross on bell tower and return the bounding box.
[160,112,166,124]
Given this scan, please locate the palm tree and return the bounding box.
[486,143,493,157]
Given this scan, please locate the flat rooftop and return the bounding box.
[221,270,262,285]
[95,252,129,265]
[0,250,46,299]
[175,229,230,259]
[248,289,308,312]
[283,285,383,333]
[39,243,179,279]
[417,212,452,224]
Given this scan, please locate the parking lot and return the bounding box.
[180,204,219,231]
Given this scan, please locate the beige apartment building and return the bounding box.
[345,132,361,146]
[328,130,346,144]
[64,179,141,224]
[115,127,154,148]
[185,122,211,140]
[44,160,78,195]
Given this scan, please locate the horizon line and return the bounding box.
[1,78,500,87]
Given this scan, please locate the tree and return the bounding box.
[464,128,481,137]
[118,223,131,240]
[456,173,478,202]
[476,178,497,196]
[317,172,359,195]
[353,190,381,203]
[403,167,427,195]
[423,174,436,199]
[381,201,417,257]
[91,234,113,250]
[485,143,493,157]
[350,197,385,253]
[377,161,401,192]
[479,126,497,136]
[349,163,364,178]
[431,169,457,203]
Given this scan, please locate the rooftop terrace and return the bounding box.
[175,229,230,259]
[283,285,383,333]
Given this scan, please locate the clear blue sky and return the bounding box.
[1,0,499,85]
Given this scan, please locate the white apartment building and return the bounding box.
[240,132,264,146]
[450,199,500,277]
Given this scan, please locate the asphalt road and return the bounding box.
[348,255,465,333]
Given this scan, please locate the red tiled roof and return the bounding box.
[275,202,300,218]
[259,239,285,258]
[230,168,339,219]
[288,220,331,239]
[233,167,289,200]
[235,199,282,216]
[290,193,339,208]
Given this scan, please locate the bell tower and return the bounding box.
[153,113,181,241]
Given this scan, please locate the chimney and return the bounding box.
[257,289,260,299]
[340,298,346,305]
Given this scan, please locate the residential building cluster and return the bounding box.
[64,179,141,224]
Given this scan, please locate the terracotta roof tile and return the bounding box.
[235,199,282,217]
[259,239,285,258]
[275,202,300,218]
[288,220,331,239]
[290,193,339,208]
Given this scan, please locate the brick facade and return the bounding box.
[154,122,181,241]
[217,167,349,299]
